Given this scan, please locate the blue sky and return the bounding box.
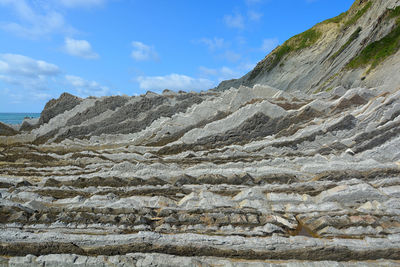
[0,0,353,112]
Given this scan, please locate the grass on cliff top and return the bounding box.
[346,6,400,72]
[344,1,372,28]
[265,0,371,72]
[250,0,375,79]
[323,12,347,24]
[321,0,372,26]
[249,28,322,79]
[268,29,322,70]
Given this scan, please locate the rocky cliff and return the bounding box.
[0,84,399,266]
[216,0,400,93]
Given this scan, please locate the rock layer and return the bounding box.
[0,85,399,266]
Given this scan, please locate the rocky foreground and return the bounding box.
[0,85,400,266]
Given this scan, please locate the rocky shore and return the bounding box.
[0,84,399,266]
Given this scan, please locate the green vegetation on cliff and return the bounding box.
[268,29,322,70]
[324,12,347,24]
[344,1,372,27]
[347,6,400,71]
[322,1,372,27]
[330,27,362,61]
[250,28,322,79]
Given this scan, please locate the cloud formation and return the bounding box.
[131,41,159,61]
[65,75,109,97]
[0,54,60,77]
[64,38,99,59]
[0,0,71,39]
[137,74,214,92]
[0,53,60,90]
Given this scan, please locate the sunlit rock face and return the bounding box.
[215,0,400,94]
[0,84,400,266]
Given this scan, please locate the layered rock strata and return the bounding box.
[0,85,399,266]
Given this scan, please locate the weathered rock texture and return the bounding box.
[216,0,400,93]
[0,84,399,266]
[0,122,18,136]
[1,1,400,266]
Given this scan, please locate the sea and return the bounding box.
[0,113,41,125]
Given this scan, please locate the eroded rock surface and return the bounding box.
[0,85,399,266]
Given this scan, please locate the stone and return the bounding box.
[316,184,386,203]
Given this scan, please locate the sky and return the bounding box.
[0,0,354,112]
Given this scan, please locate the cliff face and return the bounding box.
[216,0,400,93]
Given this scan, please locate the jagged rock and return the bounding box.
[0,121,18,136]
[39,92,82,124]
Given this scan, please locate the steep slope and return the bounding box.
[216,0,400,93]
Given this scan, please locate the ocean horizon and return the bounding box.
[0,113,40,125]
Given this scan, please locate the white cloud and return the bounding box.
[64,37,99,59]
[58,0,107,8]
[0,0,71,38]
[198,37,225,51]
[0,54,60,79]
[0,54,60,104]
[261,38,279,53]
[137,74,214,92]
[131,41,159,61]
[248,10,263,21]
[65,75,109,97]
[224,13,245,29]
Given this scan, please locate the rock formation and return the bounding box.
[216,0,400,93]
[0,84,399,266]
[1,0,400,266]
[0,122,18,136]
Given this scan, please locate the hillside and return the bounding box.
[216,0,400,93]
